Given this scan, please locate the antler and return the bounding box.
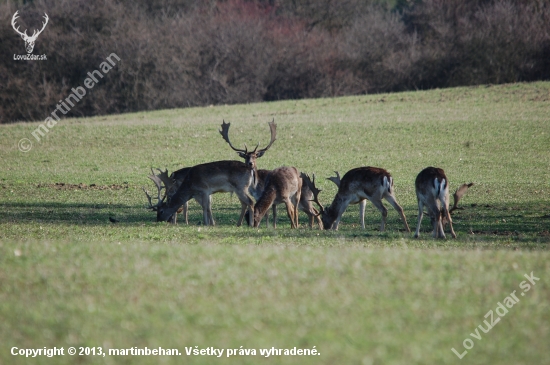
[219,119,277,156]
[326,171,342,187]
[11,11,28,38]
[152,168,176,194]
[302,173,324,213]
[219,120,247,154]
[256,119,277,155]
[142,168,168,210]
[29,13,49,40]
[450,182,474,213]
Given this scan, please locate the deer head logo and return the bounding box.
[11,11,49,54]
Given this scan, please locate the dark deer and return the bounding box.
[327,171,368,229]
[414,167,456,239]
[143,168,212,224]
[304,167,411,232]
[253,167,302,228]
[219,119,276,186]
[156,161,255,226]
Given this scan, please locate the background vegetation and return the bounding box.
[1,82,549,364]
[2,0,550,123]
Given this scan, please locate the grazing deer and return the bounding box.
[253,167,302,228]
[246,170,322,229]
[143,168,213,224]
[414,167,456,239]
[155,160,255,226]
[304,167,411,232]
[11,11,49,53]
[327,171,368,229]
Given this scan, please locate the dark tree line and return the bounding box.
[1,0,549,123]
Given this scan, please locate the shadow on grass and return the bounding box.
[0,201,549,243]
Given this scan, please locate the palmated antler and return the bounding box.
[142,168,168,210]
[450,183,474,213]
[257,119,277,156]
[302,173,324,214]
[219,120,247,154]
[151,168,179,196]
[219,119,277,157]
[326,171,342,187]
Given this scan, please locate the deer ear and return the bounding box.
[238,152,247,159]
[256,150,266,158]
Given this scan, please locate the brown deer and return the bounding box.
[304,167,411,232]
[414,167,456,239]
[246,169,322,229]
[156,160,255,225]
[253,167,303,228]
[327,171,368,229]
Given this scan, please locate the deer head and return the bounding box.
[12,11,49,54]
[219,119,277,170]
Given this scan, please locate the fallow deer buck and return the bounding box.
[253,167,303,228]
[155,160,255,226]
[304,167,411,232]
[327,171,367,229]
[219,119,276,187]
[414,167,456,239]
[143,167,213,224]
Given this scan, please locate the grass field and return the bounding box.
[1,82,549,364]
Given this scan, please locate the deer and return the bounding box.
[219,121,320,229]
[253,166,303,228]
[155,160,255,226]
[245,169,322,229]
[11,11,49,54]
[304,167,411,232]
[219,119,276,188]
[414,167,474,238]
[414,167,456,239]
[143,167,213,225]
[327,171,368,229]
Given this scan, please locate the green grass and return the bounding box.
[1,82,550,364]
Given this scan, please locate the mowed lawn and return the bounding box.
[1,82,549,364]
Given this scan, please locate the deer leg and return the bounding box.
[428,203,444,238]
[385,195,411,233]
[283,198,297,228]
[294,185,301,228]
[414,199,424,238]
[270,204,277,228]
[200,192,212,226]
[207,195,215,226]
[235,190,254,227]
[439,195,456,238]
[183,202,189,224]
[370,199,388,232]
[359,199,367,229]
[442,207,456,238]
